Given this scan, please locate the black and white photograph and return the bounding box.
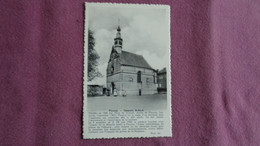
[83,3,171,139]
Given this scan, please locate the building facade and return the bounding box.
[106,26,157,95]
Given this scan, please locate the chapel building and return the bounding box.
[106,25,158,95]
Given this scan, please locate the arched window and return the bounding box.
[111,65,114,74]
[146,78,150,83]
[153,74,156,83]
[137,71,142,83]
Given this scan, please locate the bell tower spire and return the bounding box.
[114,20,123,54]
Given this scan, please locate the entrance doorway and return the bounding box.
[139,89,142,96]
[111,82,115,94]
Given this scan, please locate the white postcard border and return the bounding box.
[83,2,172,139]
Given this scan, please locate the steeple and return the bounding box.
[114,23,123,54]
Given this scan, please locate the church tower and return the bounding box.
[114,25,123,54]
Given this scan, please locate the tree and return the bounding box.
[88,29,102,81]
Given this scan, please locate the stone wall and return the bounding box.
[107,65,157,95]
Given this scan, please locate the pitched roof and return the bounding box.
[158,68,166,74]
[120,51,154,70]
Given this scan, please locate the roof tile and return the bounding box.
[120,51,153,70]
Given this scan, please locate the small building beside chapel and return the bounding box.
[106,26,157,95]
[157,67,167,93]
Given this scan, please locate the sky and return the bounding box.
[86,3,170,85]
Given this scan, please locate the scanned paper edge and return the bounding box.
[82,2,172,139]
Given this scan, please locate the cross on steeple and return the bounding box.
[117,19,121,32]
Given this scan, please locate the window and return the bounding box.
[146,78,150,83]
[137,71,142,83]
[111,66,114,74]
